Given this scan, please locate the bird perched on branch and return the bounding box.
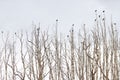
[1,31,3,34]
[95,10,97,12]
[37,27,40,31]
[56,19,58,22]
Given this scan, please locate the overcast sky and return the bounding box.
[0,0,120,33]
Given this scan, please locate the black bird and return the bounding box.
[103,10,105,13]
[37,27,40,31]
[95,10,97,12]
[95,19,97,21]
[56,19,58,22]
[102,18,104,21]
[98,15,100,18]
[1,31,3,34]
[67,35,69,37]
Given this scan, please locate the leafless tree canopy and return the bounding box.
[0,12,120,80]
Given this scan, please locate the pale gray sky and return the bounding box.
[0,0,120,32]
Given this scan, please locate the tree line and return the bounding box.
[0,11,120,80]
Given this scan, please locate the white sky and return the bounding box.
[0,0,120,33]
